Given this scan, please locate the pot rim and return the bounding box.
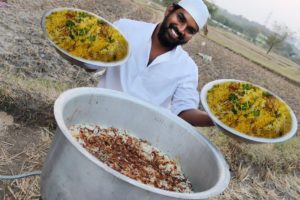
[54,87,230,199]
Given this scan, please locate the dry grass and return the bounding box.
[220,173,300,200]
[0,0,299,199]
[198,127,300,199]
[0,125,53,199]
[0,73,66,127]
[199,127,300,174]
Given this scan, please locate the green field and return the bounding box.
[207,26,300,85]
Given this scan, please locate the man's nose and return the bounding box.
[177,24,187,35]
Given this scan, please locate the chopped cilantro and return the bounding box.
[78,28,89,36]
[262,91,272,97]
[253,110,260,117]
[89,35,96,41]
[79,12,89,18]
[229,93,238,102]
[241,102,250,110]
[242,83,252,90]
[66,20,75,28]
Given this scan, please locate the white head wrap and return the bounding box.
[178,0,210,29]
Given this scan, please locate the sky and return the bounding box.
[211,0,300,39]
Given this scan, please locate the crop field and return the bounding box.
[207,26,300,85]
[0,0,299,199]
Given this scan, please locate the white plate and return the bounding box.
[41,7,131,69]
[200,79,298,143]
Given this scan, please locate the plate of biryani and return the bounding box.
[200,79,298,143]
[41,8,130,69]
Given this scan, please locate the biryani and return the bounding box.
[69,124,193,193]
[207,82,292,138]
[45,9,128,62]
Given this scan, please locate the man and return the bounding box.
[94,0,214,126]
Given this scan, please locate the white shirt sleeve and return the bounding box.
[113,19,122,27]
[113,19,127,35]
[171,68,200,116]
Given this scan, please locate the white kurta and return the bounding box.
[98,19,199,115]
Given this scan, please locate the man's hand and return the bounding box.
[178,109,214,127]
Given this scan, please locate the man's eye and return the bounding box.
[187,28,196,34]
[177,13,185,22]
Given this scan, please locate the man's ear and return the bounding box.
[164,4,174,16]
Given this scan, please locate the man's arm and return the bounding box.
[178,109,214,127]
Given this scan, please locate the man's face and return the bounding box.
[157,7,199,48]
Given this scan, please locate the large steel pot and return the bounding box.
[41,88,230,200]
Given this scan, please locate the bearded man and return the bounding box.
[95,0,213,126]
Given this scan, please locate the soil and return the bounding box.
[0,0,299,199]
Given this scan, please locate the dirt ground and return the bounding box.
[0,0,299,199]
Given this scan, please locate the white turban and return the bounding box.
[178,0,210,29]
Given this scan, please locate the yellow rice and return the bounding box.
[207,82,292,138]
[45,10,128,62]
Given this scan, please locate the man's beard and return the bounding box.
[157,15,188,48]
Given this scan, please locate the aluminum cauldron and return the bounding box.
[41,88,230,200]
